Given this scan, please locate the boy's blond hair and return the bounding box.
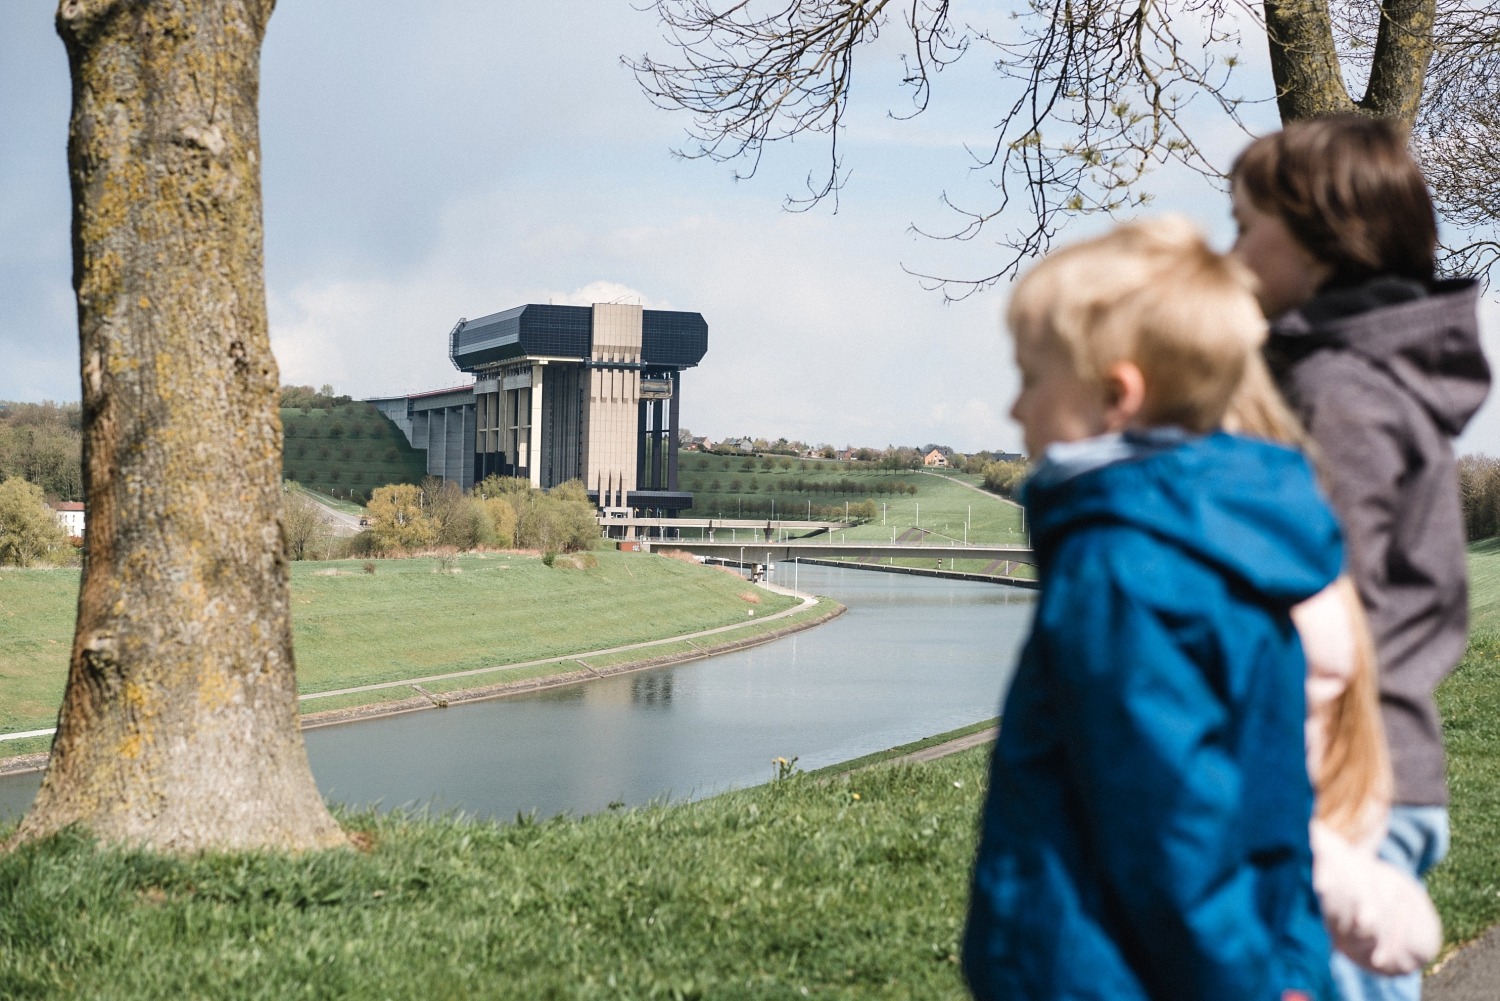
[1008,216,1267,433]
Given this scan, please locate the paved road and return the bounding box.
[306,494,363,536]
[1427,925,1500,1000]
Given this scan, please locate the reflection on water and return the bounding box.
[631,672,674,708]
[0,565,1033,824]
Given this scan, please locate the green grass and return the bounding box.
[0,752,988,1000]
[1424,538,1500,948]
[676,454,1025,550]
[1430,635,1500,947]
[294,486,366,516]
[0,569,80,733]
[0,552,799,737]
[280,403,427,501]
[1464,537,1500,634]
[805,718,999,777]
[2,536,1498,998]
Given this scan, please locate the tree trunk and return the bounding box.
[1263,0,1435,126]
[1262,0,1356,121]
[10,0,345,852]
[1361,0,1436,123]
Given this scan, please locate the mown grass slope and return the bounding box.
[0,552,796,740]
[679,454,1026,581]
[280,402,426,501]
[1426,538,1500,946]
[0,752,983,1000]
[0,540,1496,999]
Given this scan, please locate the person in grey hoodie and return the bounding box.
[1230,114,1491,1001]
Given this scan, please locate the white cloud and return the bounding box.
[551,281,665,309]
[926,399,1014,451]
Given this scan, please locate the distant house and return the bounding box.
[52,501,85,538]
[923,448,949,468]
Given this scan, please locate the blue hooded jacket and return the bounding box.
[963,432,1342,1001]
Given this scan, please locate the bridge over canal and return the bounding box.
[642,538,1036,568]
[599,515,1036,570]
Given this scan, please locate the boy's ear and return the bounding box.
[1102,360,1147,431]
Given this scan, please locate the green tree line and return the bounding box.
[285,476,601,561]
[980,460,1029,500]
[0,401,83,502]
[1459,456,1500,541]
[279,383,355,410]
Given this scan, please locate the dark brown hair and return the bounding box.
[1231,115,1437,286]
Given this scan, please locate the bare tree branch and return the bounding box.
[631,0,1499,289]
[628,1,965,208]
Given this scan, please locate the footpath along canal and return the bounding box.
[0,564,1035,823]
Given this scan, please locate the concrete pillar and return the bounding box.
[668,371,681,491]
[529,362,544,488]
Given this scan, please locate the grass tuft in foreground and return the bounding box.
[0,751,987,1000]
[1430,630,1500,947]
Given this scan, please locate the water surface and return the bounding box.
[0,564,1033,823]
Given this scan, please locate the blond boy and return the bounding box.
[964,219,1341,1001]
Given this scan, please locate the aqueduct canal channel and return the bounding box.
[0,564,1035,823]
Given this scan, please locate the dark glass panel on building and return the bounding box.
[642,310,708,367]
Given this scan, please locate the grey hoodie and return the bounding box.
[1267,277,1491,806]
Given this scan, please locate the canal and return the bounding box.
[0,564,1034,824]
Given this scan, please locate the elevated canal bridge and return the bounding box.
[599,515,1036,573]
[653,539,1035,567]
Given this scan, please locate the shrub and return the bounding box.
[0,477,73,567]
[981,459,1029,499]
[366,484,437,553]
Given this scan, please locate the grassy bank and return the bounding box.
[679,455,1024,544]
[0,551,800,743]
[1,546,1497,997]
[1429,629,1500,946]
[280,401,427,502]
[2,628,1498,1001]
[0,751,988,1000]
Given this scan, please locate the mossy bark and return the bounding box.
[1263,0,1435,125]
[11,0,345,851]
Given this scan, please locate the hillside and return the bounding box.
[280,403,426,502]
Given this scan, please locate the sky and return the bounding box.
[2,2,1497,455]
